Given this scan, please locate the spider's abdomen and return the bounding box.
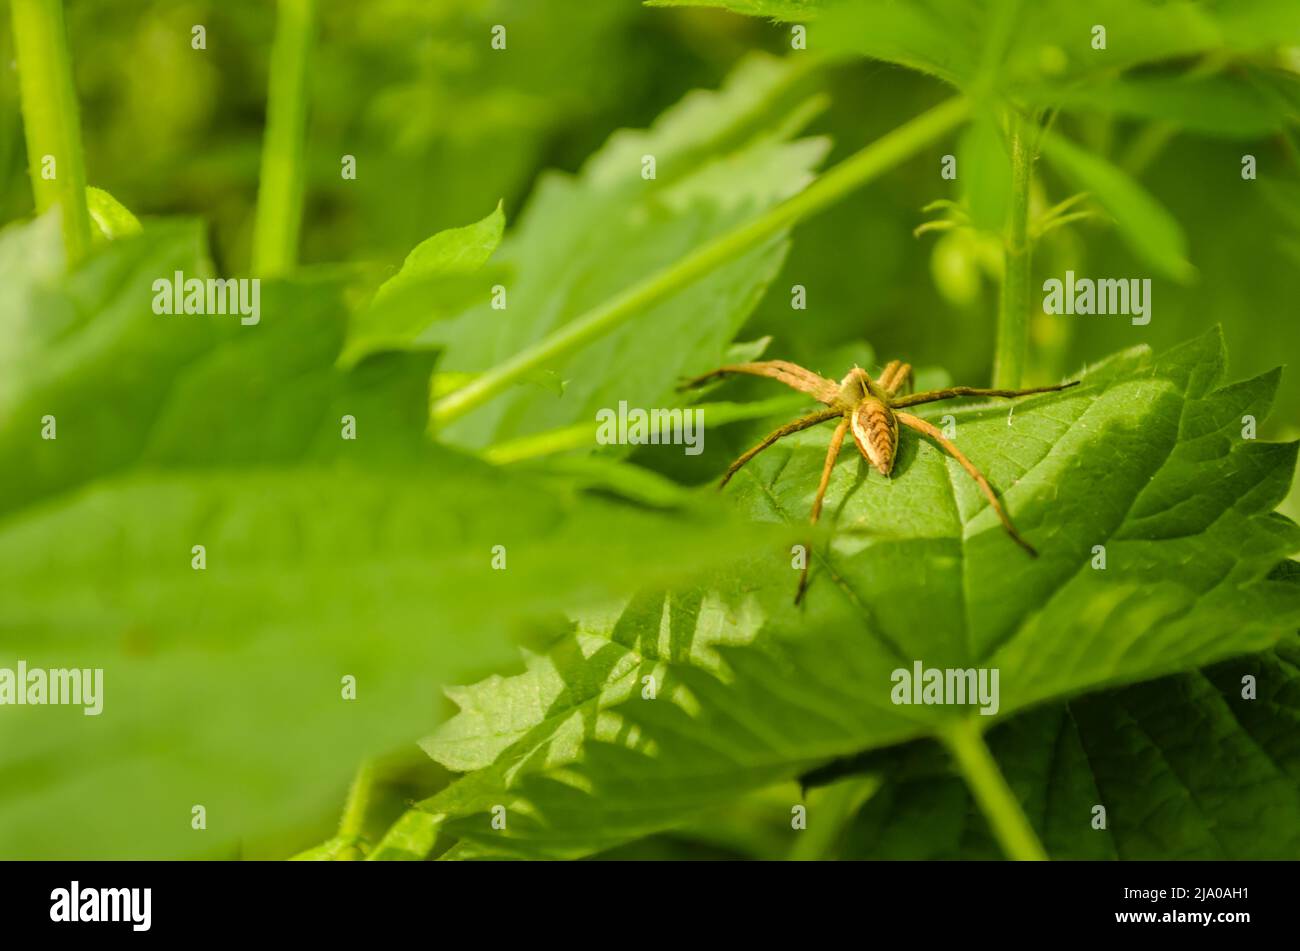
[851,399,898,475]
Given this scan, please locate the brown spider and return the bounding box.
[681,358,1080,602]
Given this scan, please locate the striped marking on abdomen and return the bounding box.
[851,399,897,475]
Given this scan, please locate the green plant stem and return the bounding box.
[252,0,317,277]
[993,112,1034,389]
[10,0,91,266]
[482,394,807,465]
[939,718,1047,861]
[338,758,376,839]
[431,95,972,429]
[332,758,378,860]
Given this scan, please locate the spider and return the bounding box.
[681,358,1080,602]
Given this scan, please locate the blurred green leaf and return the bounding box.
[685,0,1300,119]
[340,202,506,368]
[0,215,431,518]
[372,329,1300,858]
[646,0,824,17]
[372,201,504,307]
[957,112,1011,232]
[1027,73,1291,139]
[816,0,975,87]
[0,453,785,859]
[86,186,142,241]
[0,215,214,516]
[0,213,796,859]
[1039,128,1193,281]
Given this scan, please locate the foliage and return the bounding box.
[835,634,1300,859]
[1,0,1298,861]
[369,330,1300,859]
[0,207,792,858]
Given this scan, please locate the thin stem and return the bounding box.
[338,758,377,840]
[913,220,956,238]
[431,96,972,429]
[482,394,806,465]
[251,0,317,277]
[939,718,1047,861]
[992,111,1034,389]
[1032,209,1101,240]
[332,757,378,860]
[10,0,91,266]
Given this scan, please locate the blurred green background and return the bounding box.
[3,0,1295,435]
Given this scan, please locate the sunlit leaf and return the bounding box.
[86,186,142,241]
[372,330,1300,858]
[424,54,830,450]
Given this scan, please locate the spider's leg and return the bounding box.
[878,360,913,395]
[719,407,842,488]
[796,416,850,604]
[883,362,914,397]
[891,379,1078,409]
[876,360,902,393]
[895,411,1038,557]
[680,361,841,406]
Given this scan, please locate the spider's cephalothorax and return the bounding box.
[840,367,898,475]
[681,358,1080,602]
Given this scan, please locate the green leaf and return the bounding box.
[836,633,1300,859]
[683,0,1300,123]
[0,214,431,519]
[86,186,142,241]
[0,214,215,516]
[291,835,364,861]
[957,112,1011,232]
[1026,74,1290,140]
[0,456,784,860]
[0,214,794,859]
[372,329,1300,858]
[424,53,831,450]
[815,1,977,88]
[373,201,504,305]
[1039,129,1193,282]
[645,0,825,18]
[340,202,506,368]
